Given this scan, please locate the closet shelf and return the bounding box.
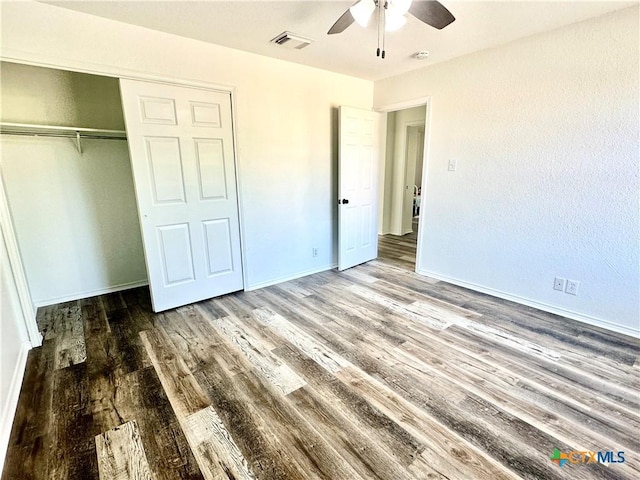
[0,122,127,139]
[0,122,127,153]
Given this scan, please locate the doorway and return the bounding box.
[378,103,428,270]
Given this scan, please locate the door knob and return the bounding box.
[339,199,350,205]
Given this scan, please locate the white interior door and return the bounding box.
[338,106,380,270]
[120,79,243,312]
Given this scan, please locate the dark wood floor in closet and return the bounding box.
[3,230,639,480]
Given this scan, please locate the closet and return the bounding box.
[0,62,147,308]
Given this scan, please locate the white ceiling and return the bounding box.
[44,1,635,81]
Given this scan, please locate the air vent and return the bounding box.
[271,31,314,50]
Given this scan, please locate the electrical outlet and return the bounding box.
[312,247,318,258]
[565,279,579,296]
[553,277,565,292]
[448,158,457,171]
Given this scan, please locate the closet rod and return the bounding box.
[0,122,127,140]
[0,122,127,154]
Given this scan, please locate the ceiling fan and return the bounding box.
[328,0,455,58]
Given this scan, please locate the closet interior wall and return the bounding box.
[0,62,147,307]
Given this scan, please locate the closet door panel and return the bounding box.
[120,79,243,312]
[194,139,227,200]
[145,137,186,204]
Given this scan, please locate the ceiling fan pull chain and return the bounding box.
[376,0,381,56]
[382,0,387,59]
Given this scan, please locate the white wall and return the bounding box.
[375,7,640,336]
[1,63,147,306]
[1,137,147,305]
[0,226,31,471]
[0,1,373,290]
[0,62,125,129]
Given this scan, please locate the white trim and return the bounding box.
[417,269,640,339]
[375,96,432,113]
[229,87,250,294]
[246,264,337,291]
[415,98,432,272]
[34,280,149,308]
[0,340,30,471]
[0,175,40,347]
[377,111,388,237]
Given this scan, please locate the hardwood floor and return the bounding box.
[3,230,639,480]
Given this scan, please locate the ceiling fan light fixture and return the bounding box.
[385,10,407,32]
[350,0,376,28]
[391,0,413,16]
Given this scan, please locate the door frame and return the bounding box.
[0,175,41,347]
[0,57,249,303]
[375,96,432,273]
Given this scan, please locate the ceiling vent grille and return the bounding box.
[271,31,313,49]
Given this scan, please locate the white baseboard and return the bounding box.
[0,341,30,472]
[417,269,640,339]
[246,264,337,291]
[34,280,149,308]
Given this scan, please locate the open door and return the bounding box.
[338,106,380,270]
[120,79,243,312]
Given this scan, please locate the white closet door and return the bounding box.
[120,79,243,312]
[338,106,380,270]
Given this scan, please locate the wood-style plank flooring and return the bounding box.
[3,228,639,480]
